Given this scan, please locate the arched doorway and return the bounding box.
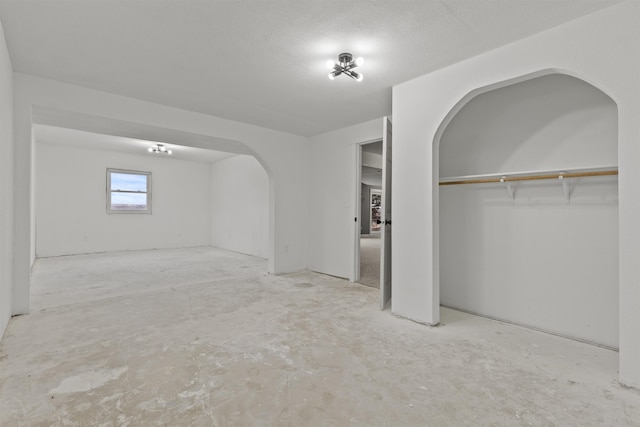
[29,108,275,311]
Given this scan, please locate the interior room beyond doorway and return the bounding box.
[358,141,382,288]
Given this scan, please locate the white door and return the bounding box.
[380,117,392,309]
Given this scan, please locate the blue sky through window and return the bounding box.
[111,173,147,192]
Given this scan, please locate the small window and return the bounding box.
[107,169,151,213]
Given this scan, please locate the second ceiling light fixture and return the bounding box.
[327,52,364,81]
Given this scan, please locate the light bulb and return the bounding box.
[326,59,335,69]
[148,147,153,152]
[328,72,336,80]
[355,57,364,67]
[159,145,166,151]
[355,73,363,82]
[167,150,172,155]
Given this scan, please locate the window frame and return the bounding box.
[106,168,152,214]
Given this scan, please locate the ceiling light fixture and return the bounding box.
[327,52,364,81]
[148,144,172,155]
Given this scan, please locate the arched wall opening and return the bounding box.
[434,70,619,349]
[28,108,275,307]
[11,74,309,321]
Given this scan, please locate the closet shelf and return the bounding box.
[439,166,618,202]
[439,166,618,186]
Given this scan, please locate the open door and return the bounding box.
[380,117,392,309]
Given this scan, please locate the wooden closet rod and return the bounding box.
[439,169,618,186]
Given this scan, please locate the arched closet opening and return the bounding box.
[438,73,619,349]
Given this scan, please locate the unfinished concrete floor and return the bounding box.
[1,247,639,426]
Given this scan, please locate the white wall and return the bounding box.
[35,143,211,257]
[307,119,383,279]
[13,73,309,316]
[362,151,382,169]
[439,74,619,348]
[0,17,13,339]
[393,1,640,386]
[441,182,619,347]
[211,155,268,259]
[440,74,618,176]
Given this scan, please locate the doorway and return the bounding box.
[354,118,392,310]
[357,142,382,288]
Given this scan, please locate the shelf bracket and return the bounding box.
[559,173,570,200]
[500,176,515,203]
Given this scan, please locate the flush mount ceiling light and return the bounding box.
[148,144,172,155]
[327,52,364,81]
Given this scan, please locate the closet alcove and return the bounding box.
[438,73,619,349]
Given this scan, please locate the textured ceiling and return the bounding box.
[0,0,623,137]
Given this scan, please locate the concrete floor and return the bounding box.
[1,247,639,426]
